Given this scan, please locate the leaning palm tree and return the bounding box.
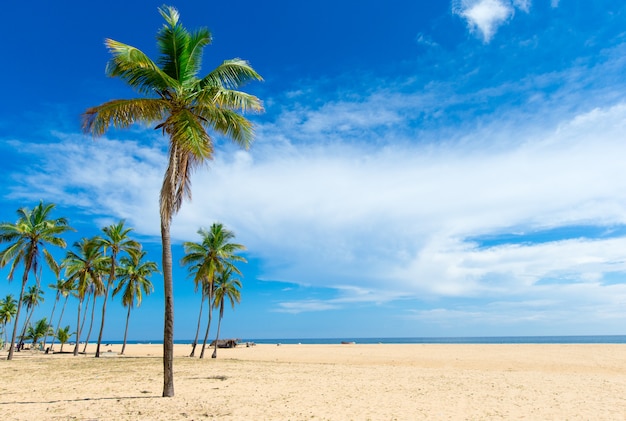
[63,237,107,356]
[0,295,18,348]
[82,5,262,396]
[18,284,45,349]
[181,223,246,359]
[113,250,157,355]
[95,221,139,358]
[211,268,242,359]
[0,202,72,360]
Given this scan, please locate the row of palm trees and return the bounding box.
[0,202,246,361]
[0,203,158,359]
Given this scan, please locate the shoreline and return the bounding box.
[2,343,625,419]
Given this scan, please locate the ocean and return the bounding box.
[108,335,626,345]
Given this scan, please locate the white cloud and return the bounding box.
[7,42,626,328]
[453,0,531,42]
[550,0,559,7]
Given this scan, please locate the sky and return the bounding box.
[2,0,626,341]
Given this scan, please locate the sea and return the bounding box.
[107,335,626,345]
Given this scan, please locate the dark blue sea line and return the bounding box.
[107,335,626,345]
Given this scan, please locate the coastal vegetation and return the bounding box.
[81,5,262,396]
[0,201,72,359]
[113,250,158,355]
[182,224,246,359]
[0,202,247,373]
[95,221,140,358]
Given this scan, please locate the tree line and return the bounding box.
[0,202,245,361]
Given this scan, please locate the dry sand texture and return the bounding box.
[1,343,626,420]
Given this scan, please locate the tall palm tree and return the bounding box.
[211,268,242,358]
[82,5,262,396]
[43,261,64,350]
[63,237,106,356]
[82,281,104,354]
[46,277,71,351]
[0,295,17,347]
[187,266,211,357]
[181,223,246,359]
[18,285,45,348]
[95,221,139,358]
[23,317,52,349]
[113,250,157,355]
[0,201,72,360]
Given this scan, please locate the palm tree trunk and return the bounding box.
[95,282,111,358]
[199,298,213,359]
[50,295,69,351]
[212,311,224,359]
[82,294,97,353]
[80,292,91,338]
[121,305,131,355]
[189,293,204,357]
[73,300,83,356]
[161,219,175,397]
[43,292,60,351]
[7,258,31,360]
[19,305,35,350]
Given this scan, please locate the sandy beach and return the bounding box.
[1,343,625,420]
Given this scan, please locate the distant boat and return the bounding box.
[341,341,356,345]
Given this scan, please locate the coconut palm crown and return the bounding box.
[82,5,262,397]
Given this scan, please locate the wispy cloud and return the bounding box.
[5,11,626,332]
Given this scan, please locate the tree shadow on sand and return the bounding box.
[0,394,156,405]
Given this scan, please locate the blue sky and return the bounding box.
[2,0,626,341]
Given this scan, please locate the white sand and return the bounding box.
[1,343,626,419]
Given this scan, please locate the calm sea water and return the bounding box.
[109,335,626,345]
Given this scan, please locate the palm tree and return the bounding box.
[43,267,63,350]
[211,268,242,358]
[46,277,72,351]
[0,295,18,348]
[82,5,262,396]
[63,237,106,356]
[18,285,45,349]
[113,250,157,354]
[56,325,73,353]
[187,267,211,357]
[0,201,72,360]
[95,221,139,358]
[181,223,246,359]
[23,318,52,349]
[82,281,104,354]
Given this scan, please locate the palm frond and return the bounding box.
[105,39,178,94]
[200,59,263,90]
[184,28,212,82]
[82,98,169,136]
[195,106,255,149]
